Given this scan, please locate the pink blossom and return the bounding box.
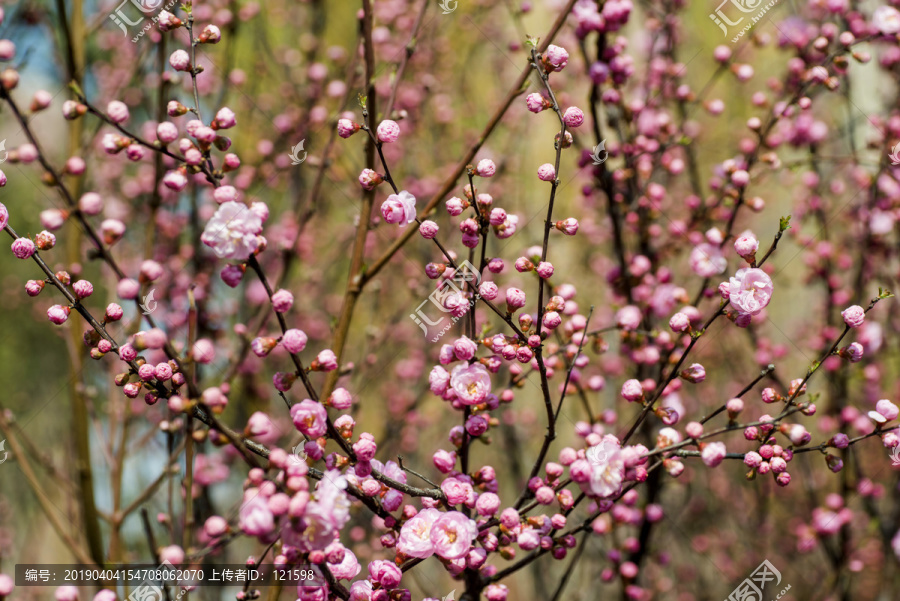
[0,202,7,229]
[157,10,182,31]
[841,304,865,328]
[380,190,416,226]
[537,163,556,181]
[449,363,491,405]
[199,24,221,43]
[239,493,275,537]
[397,509,441,559]
[477,159,496,177]
[430,511,478,559]
[690,243,727,277]
[169,49,191,71]
[526,93,548,113]
[876,399,899,421]
[621,379,643,402]
[563,106,585,127]
[616,305,642,330]
[337,119,359,138]
[47,305,70,325]
[291,400,328,437]
[441,477,473,504]
[555,217,579,235]
[327,546,360,580]
[314,349,338,371]
[873,5,900,34]
[214,107,236,129]
[505,287,526,311]
[376,120,401,143]
[356,170,382,191]
[701,442,727,467]
[586,436,625,498]
[419,220,439,238]
[733,233,759,258]
[543,44,569,71]
[11,237,35,259]
[55,586,79,601]
[728,268,774,316]
[368,560,402,588]
[282,329,308,354]
[272,289,294,313]
[429,365,450,395]
[200,201,264,261]
[106,100,129,123]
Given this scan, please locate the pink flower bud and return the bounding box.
[669,312,690,332]
[47,304,70,325]
[505,287,526,312]
[25,279,45,296]
[542,311,561,330]
[169,49,191,71]
[526,93,549,113]
[376,119,400,143]
[313,349,338,371]
[213,107,236,130]
[73,280,93,299]
[543,44,569,71]
[476,159,496,177]
[106,100,130,124]
[199,24,222,44]
[621,379,643,402]
[11,237,35,259]
[358,168,384,190]
[34,230,55,250]
[680,363,706,383]
[876,399,899,421]
[701,442,726,467]
[220,264,244,288]
[271,289,294,313]
[537,163,556,182]
[282,329,308,354]
[841,304,865,328]
[536,261,554,278]
[337,118,360,138]
[563,106,585,127]
[733,234,759,258]
[555,218,579,235]
[416,219,439,239]
[251,337,279,357]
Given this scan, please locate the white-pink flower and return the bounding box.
[397,508,441,558]
[429,511,478,559]
[200,201,264,261]
[689,243,727,277]
[586,435,625,498]
[727,268,774,316]
[449,363,491,405]
[873,6,900,34]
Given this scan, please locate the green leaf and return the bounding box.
[779,215,792,232]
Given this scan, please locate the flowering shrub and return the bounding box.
[1,0,900,600]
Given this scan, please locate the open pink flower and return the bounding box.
[380,190,416,226]
[290,399,328,437]
[586,435,625,498]
[429,511,478,559]
[689,243,726,277]
[239,493,275,537]
[727,268,773,316]
[397,508,441,558]
[449,363,491,405]
[200,201,264,261]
